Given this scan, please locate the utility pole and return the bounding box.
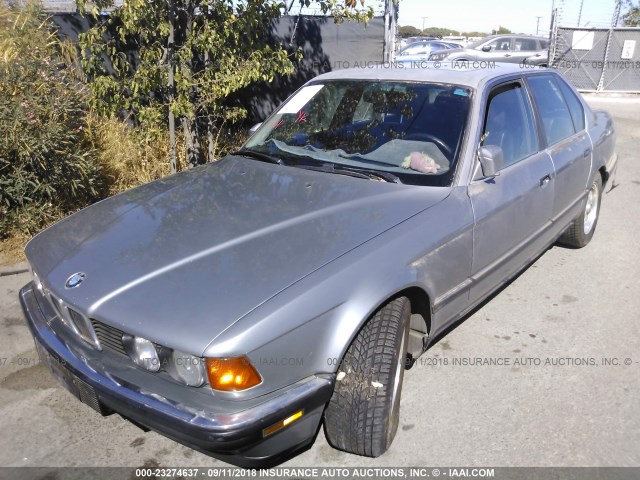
[536,16,542,35]
[421,16,428,34]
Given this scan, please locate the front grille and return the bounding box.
[91,319,164,369]
[43,289,98,348]
[68,308,97,346]
[48,292,65,319]
[91,320,127,356]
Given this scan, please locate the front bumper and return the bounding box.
[20,282,334,467]
[605,152,618,193]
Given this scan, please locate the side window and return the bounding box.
[557,78,586,131]
[527,75,577,145]
[514,38,537,51]
[484,38,511,51]
[482,83,539,168]
[404,43,431,55]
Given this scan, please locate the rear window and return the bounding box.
[515,38,538,51]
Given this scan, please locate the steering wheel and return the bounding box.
[402,133,453,157]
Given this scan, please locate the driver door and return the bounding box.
[468,80,556,304]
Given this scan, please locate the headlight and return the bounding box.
[167,350,205,387]
[205,357,262,391]
[30,267,43,293]
[122,334,160,372]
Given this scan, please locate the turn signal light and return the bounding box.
[205,357,262,391]
[263,410,304,437]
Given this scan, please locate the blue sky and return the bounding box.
[395,0,619,36]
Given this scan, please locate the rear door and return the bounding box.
[510,36,543,64]
[468,81,556,304]
[525,74,592,227]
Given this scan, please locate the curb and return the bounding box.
[0,262,29,277]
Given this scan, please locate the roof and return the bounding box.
[478,34,548,41]
[312,62,545,89]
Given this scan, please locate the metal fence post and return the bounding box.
[596,30,612,92]
[596,0,622,92]
[549,8,558,67]
[383,0,397,63]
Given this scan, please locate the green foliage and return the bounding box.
[422,27,457,37]
[399,25,490,39]
[492,26,512,35]
[398,25,421,37]
[78,0,376,166]
[0,3,104,238]
[464,31,489,38]
[623,1,640,26]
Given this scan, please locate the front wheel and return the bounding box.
[558,175,602,248]
[323,297,410,457]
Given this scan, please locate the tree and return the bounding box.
[623,1,640,25]
[492,26,512,35]
[463,31,488,38]
[422,27,451,38]
[398,25,420,37]
[79,0,376,169]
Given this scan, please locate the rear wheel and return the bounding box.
[324,296,410,457]
[558,175,602,248]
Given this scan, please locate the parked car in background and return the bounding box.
[442,35,469,47]
[399,35,437,49]
[396,40,459,62]
[429,34,549,66]
[21,64,616,468]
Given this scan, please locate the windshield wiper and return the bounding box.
[344,166,401,184]
[296,163,401,184]
[232,149,283,165]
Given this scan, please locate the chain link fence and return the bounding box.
[551,26,640,92]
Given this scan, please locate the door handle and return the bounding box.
[540,175,552,188]
[583,148,592,158]
[504,54,511,57]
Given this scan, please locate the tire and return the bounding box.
[324,296,410,457]
[558,175,602,248]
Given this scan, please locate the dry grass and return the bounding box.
[85,114,187,195]
[2,109,247,259]
[0,232,29,265]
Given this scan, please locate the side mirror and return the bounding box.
[478,145,504,177]
[482,45,491,52]
[248,123,262,136]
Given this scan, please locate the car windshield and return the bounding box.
[468,37,491,49]
[243,80,473,186]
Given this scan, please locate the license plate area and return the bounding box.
[35,339,111,416]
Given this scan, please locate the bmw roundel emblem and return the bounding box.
[65,272,86,289]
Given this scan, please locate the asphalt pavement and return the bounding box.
[0,97,638,469]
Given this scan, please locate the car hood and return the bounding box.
[26,156,450,355]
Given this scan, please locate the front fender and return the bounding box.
[204,188,474,396]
